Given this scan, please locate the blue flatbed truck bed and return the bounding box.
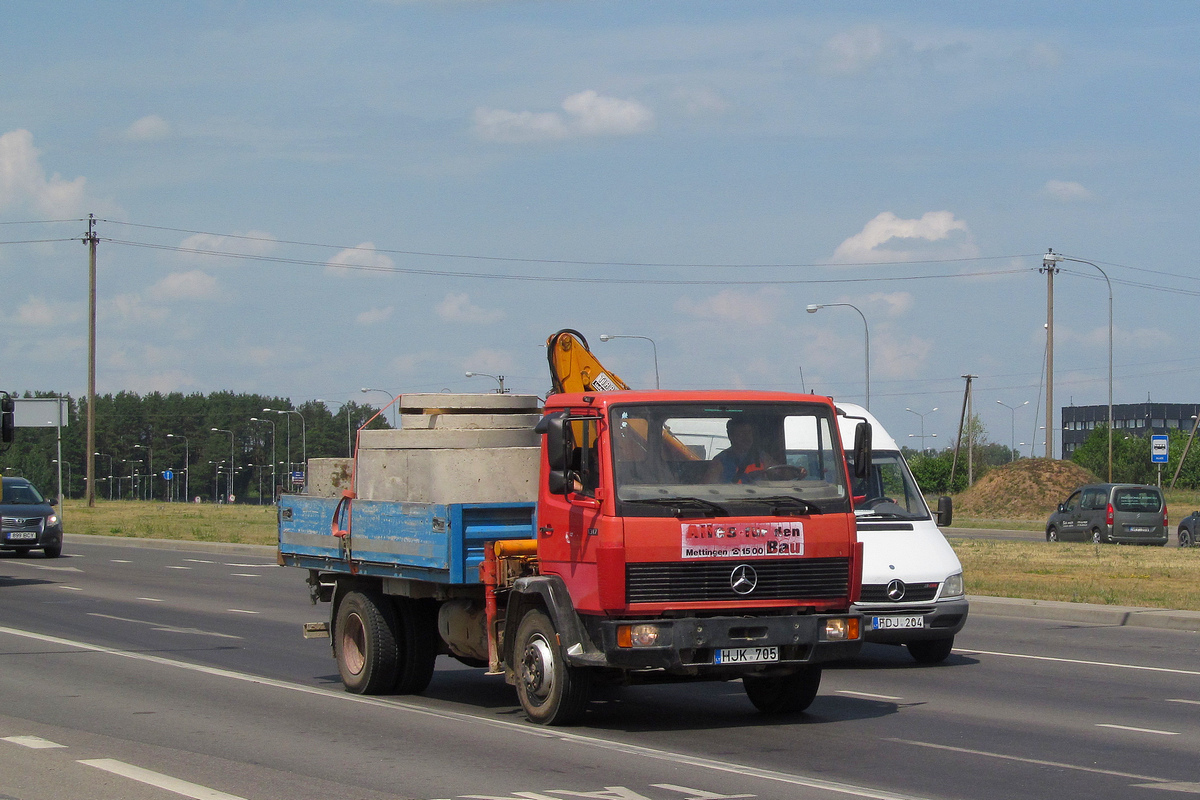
[278,495,537,584]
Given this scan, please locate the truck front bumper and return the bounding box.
[575,613,863,675]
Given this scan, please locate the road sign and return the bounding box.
[163,469,174,481]
[1151,435,1169,463]
[291,471,305,485]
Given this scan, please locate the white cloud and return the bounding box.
[123,114,170,142]
[179,230,277,259]
[149,270,220,301]
[820,26,889,74]
[15,296,81,326]
[474,90,654,143]
[105,293,170,325]
[0,129,87,216]
[325,242,395,276]
[1042,179,1091,202]
[830,211,978,264]
[865,291,915,317]
[435,293,504,324]
[874,333,933,379]
[675,289,780,326]
[356,306,394,326]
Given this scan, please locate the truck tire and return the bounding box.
[392,597,438,694]
[513,609,591,725]
[334,590,399,695]
[906,636,954,664]
[743,666,821,714]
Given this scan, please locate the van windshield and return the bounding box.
[609,402,850,518]
[1113,488,1162,512]
[846,449,930,521]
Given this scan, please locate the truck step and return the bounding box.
[302,622,330,639]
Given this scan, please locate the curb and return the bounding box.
[968,594,1200,633]
[64,533,275,558]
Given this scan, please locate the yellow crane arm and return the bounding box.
[546,329,631,395]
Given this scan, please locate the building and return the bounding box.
[1061,403,1200,459]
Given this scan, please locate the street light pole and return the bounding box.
[464,372,505,394]
[271,410,306,492]
[905,407,938,454]
[211,428,234,502]
[806,303,870,410]
[360,388,401,427]
[1045,250,1113,480]
[996,400,1030,463]
[599,334,660,389]
[95,452,113,501]
[133,443,153,500]
[250,417,276,502]
[166,433,188,502]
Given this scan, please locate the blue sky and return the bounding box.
[2,2,1198,453]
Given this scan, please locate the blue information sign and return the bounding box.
[1151,435,1169,463]
[163,469,174,481]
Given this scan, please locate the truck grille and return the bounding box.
[626,557,850,604]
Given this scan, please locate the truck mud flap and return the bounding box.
[506,575,604,667]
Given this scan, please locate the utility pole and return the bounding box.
[84,214,98,507]
[1041,251,1059,459]
[950,374,977,489]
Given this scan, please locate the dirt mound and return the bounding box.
[954,458,1098,521]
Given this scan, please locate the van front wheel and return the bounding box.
[1091,528,1105,544]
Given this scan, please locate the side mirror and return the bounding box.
[852,422,872,480]
[1057,502,1066,513]
[936,496,953,527]
[535,411,570,471]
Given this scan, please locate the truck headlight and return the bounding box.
[822,617,861,641]
[941,573,964,599]
[617,624,661,648]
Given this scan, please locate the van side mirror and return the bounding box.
[852,422,872,480]
[936,496,953,527]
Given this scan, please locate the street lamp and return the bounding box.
[51,459,72,499]
[209,460,225,503]
[166,433,188,502]
[268,410,306,492]
[907,433,938,454]
[211,428,234,502]
[249,417,276,502]
[122,459,142,501]
[360,388,400,427]
[599,334,660,389]
[132,443,153,501]
[905,407,938,453]
[1044,250,1112,480]
[316,399,354,457]
[806,303,870,410]
[95,452,113,501]
[996,400,1030,463]
[464,372,505,394]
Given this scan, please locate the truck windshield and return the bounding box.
[847,449,931,521]
[609,402,850,518]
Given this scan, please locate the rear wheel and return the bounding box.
[514,609,591,725]
[1091,528,1105,544]
[1046,527,1059,542]
[743,666,822,714]
[334,590,399,695]
[906,636,955,664]
[391,597,438,694]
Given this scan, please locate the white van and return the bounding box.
[837,404,968,663]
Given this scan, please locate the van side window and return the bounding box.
[1063,491,1081,512]
[1081,488,1105,510]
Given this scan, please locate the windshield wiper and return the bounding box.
[625,497,728,517]
[746,495,820,515]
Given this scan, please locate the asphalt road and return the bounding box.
[0,537,1196,800]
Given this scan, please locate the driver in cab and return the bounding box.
[703,418,779,483]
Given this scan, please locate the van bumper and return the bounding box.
[854,598,969,644]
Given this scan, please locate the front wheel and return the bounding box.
[1180,527,1194,548]
[743,666,822,714]
[1046,527,1059,542]
[43,544,62,558]
[513,609,591,725]
[906,636,955,664]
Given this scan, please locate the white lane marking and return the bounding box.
[86,613,242,640]
[229,574,260,578]
[0,624,932,800]
[79,758,248,800]
[886,738,1168,783]
[165,565,191,570]
[226,609,259,615]
[224,563,275,568]
[137,597,164,602]
[5,561,83,572]
[110,559,132,563]
[183,559,214,564]
[1167,698,1200,706]
[3,735,66,749]
[837,690,902,701]
[962,648,1200,677]
[1130,781,1200,793]
[60,586,83,591]
[1096,723,1180,736]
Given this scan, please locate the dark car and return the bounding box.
[1045,483,1168,545]
[1,476,63,558]
[1176,512,1200,547]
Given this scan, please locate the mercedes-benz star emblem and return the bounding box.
[886,579,906,601]
[730,565,758,595]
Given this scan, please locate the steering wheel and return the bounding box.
[861,496,897,509]
[742,465,808,482]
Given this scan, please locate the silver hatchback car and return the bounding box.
[1046,483,1168,545]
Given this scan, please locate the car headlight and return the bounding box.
[941,572,964,599]
[46,514,59,527]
